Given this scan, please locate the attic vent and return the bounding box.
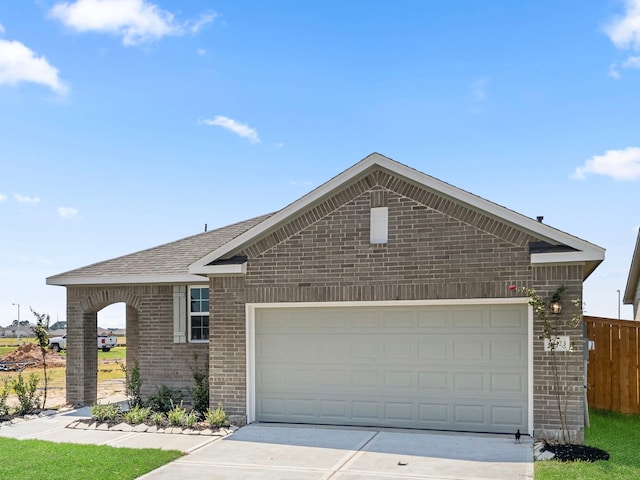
[370,207,388,244]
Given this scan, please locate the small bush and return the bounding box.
[122,405,151,425]
[121,362,142,409]
[91,403,120,422]
[205,402,228,428]
[0,379,11,416]
[166,401,187,427]
[12,372,40,415]
[145,385,183,413]
[150,411,165,425]
[184,411,197,428]
[190,353,209,415]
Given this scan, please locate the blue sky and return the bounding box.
[1,0,639,328]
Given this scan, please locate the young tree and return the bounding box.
[30,308,51,409]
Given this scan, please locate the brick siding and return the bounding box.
[210,169,586,440]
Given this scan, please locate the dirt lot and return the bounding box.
[1,344,126,408]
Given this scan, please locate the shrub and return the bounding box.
[166,401,187,427]
[12,372,40,415]
[150,411,165,425]
[91,403,120,422]
[121,362,142,409]
[145,385,183,413]
[122,405,151,425]
[0,379,11,416]
[184,411,197,428]
[190,353,209,415]
[205,402,228,428]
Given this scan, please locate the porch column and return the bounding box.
[66,308,98,405]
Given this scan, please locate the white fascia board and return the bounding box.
[188,263,247,276]
[530,250,604,266]
[46,274,207,286]
[191,153,605,268]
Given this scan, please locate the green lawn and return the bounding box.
[0,437,182,480]
[536,410,640,479]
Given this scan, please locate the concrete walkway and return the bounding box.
[0,409,533,480]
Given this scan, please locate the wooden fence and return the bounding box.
[586,316,640,414]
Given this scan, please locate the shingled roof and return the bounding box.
[46,214,273,286]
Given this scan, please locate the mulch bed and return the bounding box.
[544,443,610,462]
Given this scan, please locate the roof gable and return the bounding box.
[190,153,605,279]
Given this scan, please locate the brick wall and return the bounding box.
[532,265,585,443]
[210,169,586,439]
[210,276,247,417]
[66,285,207,405]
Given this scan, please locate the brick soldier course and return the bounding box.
[48,153,604,442]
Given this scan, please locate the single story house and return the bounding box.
[624,229,640,320]
[47,153,604,441]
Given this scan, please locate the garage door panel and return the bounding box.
[490,307,527,328]
[453,341,485,360]
[490,373,525,393]
[417,309,450,327]
[382,309,417,328]
[255,304,528,433]
[418,340,449,360]
[419,403,449,423]
[452,308,486,328]
[491,405,525,426]
[490,339,526,361]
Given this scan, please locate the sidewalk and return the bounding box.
[0,401,222,453]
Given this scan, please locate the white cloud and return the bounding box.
[0,39,68,94]
[57,207,78,218]
[608,63,622,79]
[49,0,216,46]
[0,193,7,202]
[0,23,5,34]
[186,12,217,34]
[605,0,640,50]
[572,147,640,181]
[604,1,640,77]
[201,116,261,144]
[14,194,41,204]
[196,48,206,56]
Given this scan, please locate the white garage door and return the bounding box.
[254,304,528,433]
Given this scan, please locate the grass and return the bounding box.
[535,410,640,479]
[0,437,182,480]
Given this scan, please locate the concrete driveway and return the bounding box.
[140,424,533,480]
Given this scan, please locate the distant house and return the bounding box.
[50,321,67,331]
[47,153,604,442]
[624,230,640,320]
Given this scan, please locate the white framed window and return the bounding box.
[189,286,209,342]
[370,206,388,244]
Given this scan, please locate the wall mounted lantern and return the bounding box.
[550,288,563,315]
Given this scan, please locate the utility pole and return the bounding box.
[11,303,20,344]
[617,290,621,320]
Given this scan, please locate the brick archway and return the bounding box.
[66,287,143,405]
